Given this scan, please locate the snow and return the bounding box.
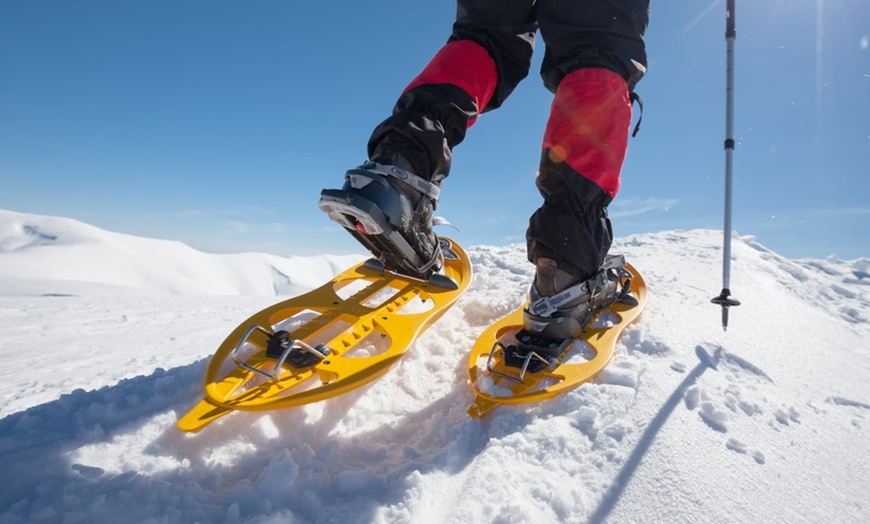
[1,208,868,523]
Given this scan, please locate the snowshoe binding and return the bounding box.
[523,254,639,340]
[319,161,444,281]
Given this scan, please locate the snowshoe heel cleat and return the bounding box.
[500,329,572,374]
[266,330,332,369]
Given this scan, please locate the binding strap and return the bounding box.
[630,92,644,138]
[349,162,442,203]
[527,255,627,318]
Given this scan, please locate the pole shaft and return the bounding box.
[711,0,740,330]
[722,0,736,291]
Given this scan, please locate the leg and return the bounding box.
[321,1,537,279]
[369,0,538,182]
[527,0,650,280]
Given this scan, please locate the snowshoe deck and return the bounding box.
[467,262,647,418]
[178,237,471,432]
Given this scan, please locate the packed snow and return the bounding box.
[1,208,868,523]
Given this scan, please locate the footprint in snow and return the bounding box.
[725,438,766,464]
[825,397,870,429]
[684,344,796,461]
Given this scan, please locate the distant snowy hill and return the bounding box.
[0,209,363,296]
[1,209,868,524]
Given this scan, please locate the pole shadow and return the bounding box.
[586,344,723,523]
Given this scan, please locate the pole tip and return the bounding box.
[711,288,740,330]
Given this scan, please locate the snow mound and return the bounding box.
[0,209,364,296]
[0,210,868,523]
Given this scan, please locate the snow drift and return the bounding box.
[0,208,868,523]
[0,209,363,296]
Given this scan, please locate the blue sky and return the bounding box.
[1,0,868,260]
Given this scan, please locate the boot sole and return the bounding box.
[319,188,440,281]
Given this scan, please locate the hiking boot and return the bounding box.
[523,255,638,340]
[318,154,442,280]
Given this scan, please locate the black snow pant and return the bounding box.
[368,0,650,280]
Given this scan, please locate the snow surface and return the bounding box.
[1,208,869,523]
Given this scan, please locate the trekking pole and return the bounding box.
[711,0,741,330]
